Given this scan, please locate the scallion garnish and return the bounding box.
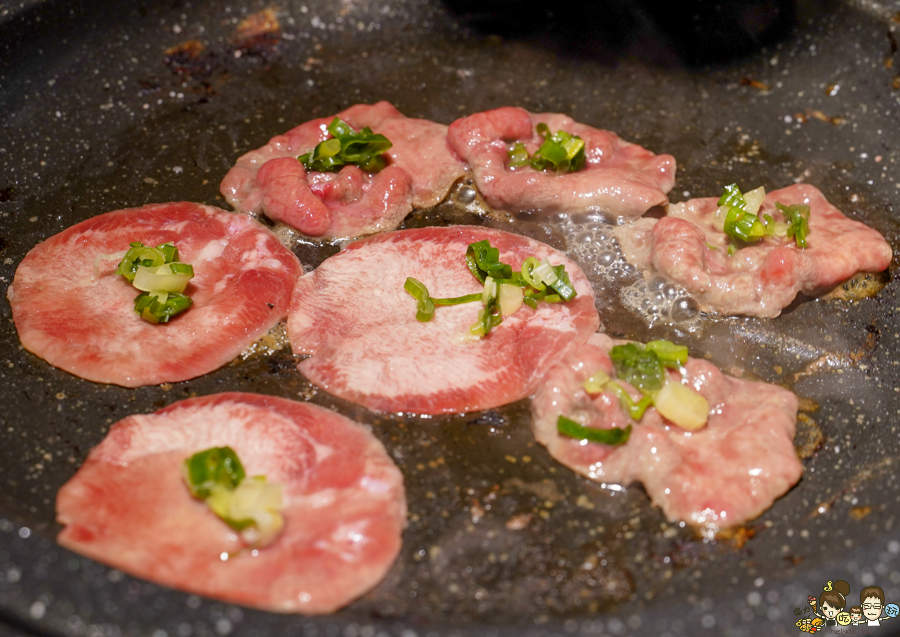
[557,415,631,445]
[644,340,689,367]
[298,117,392,173]
[115,241,194,323]
[184,446,246,500]
[609,342,667,394]
[579,340,708,432]
[133,290,193,324]
[508,123,586,174]
[404,240,578,338]
[718,184,767,244]
[183,446,284,547]
[776,202,810,248]
[115,242,177,282]
[466,240,514,284]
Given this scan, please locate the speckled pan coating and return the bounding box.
[1,0,900,635]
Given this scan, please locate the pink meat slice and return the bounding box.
[289,226,600,414]
[220,101,467,238]
[57,392,406,614]
[650,184,893,317]
[7,202,301,387]
[447,106,676,218]
[531,333,802,531]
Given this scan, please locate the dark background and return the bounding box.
[2,0,900,635]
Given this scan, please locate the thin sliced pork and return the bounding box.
[649,184,893,317]
[220,101,467,238]
[447,106,675,218]
[57,392,406,614]
[289,226,599,414]
[7,202,301,387]
[531,333,802,531]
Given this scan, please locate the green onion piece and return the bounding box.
[523,297,538,309]
[548,264,577,301]
[583,369,611,394]
[557,415,631,446]
[776,202,811,248]
[114,241,182,282]
[719,184,766,244]
[115,242,166,282]
[403,277,436,322]
[763,213,776,237]
[727,244,736,257]
[609,342,665,394]
[521,256,545,291]
[507,124,586,173]
[432,293,482,306]
[465,240,513,283]
[157,242,179,264]
[508,142,531,168]
[606,382,654,420]
[705,242,719,250]
[132,263,194,293]
[133,290,193,324]
[183,446,246,500]
[644,340,689,368]
[532,125,586,174]
[184,448,284,547]
[298,117,392,173]
[717,184,748,211]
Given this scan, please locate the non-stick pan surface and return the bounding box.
[2,0,900,635]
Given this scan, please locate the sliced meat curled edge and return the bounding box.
[56,392,407,614]
[447,106,676,219]
[531,333,802,532]
[220,101,467,238]
[289,226,600,414]
[7,202,301,387]
[648,184,893,317]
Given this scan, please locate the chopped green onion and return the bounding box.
[521,257,545,291]
[132,263,194,293]
[718,184,748,212]
[498,283,524,317]
[298,117,392,173]
[183,447,284,547]
[776,202,810,248]
[184,446,246,500]
[718,184,766,244]
[115,242,169,282]
[133,290,193,324]
[727,244,736,257]
[508,123,586,174]
[403,277,436,322]
[466,240,513,283]
[547,263,577,301]
[508,142,531,168]
[606,382,654,420]
[432,293,482,306]
[644,340,688,368]
[557,415,631,446]
[583,369,611,394]
[609,342,665,394]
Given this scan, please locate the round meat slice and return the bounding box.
[220,101,467,238]
[447,106,676,219]
[531,333,802,532]
[57,392,407,614]
[7,202,301,387]
[289,226,599,414]
[649,184,893,317]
